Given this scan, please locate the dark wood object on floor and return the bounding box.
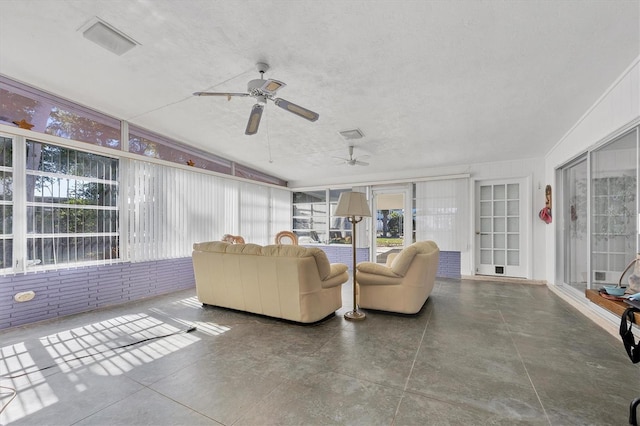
[584,290,640,424]
[585,289,640,322]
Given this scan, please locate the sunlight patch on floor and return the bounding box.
[0,342,58,424]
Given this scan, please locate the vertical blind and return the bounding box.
[239,182,270,245]
[126,159,291,262]
[415,179,469,251]
[270,187,293,243]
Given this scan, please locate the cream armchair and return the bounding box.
[356,241,439,314]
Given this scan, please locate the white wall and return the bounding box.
[544,57,640,285]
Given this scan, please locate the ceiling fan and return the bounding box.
[193,62,319,135]
[335,145,370,166]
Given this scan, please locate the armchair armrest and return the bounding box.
[385,253,398,267]
[356,262,401,278]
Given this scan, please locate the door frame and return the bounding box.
[369,184,413,263]
[471,176,532,279]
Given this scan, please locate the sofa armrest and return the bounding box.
[320,263,349,288]
[327,263,348,280]
[356,262,401,278]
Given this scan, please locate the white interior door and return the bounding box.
[475,178,530,278]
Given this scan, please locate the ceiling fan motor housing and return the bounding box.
[247,79,265,93]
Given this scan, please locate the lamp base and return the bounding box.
[344,310,366,321]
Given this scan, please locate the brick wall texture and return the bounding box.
[1,258,195,330]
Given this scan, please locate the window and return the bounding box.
[25,140,119,266]
[0,75,292,274]
[128,126,233,175]
[0,78,121,149]
[329,189,352,244]
[293,189,353,244]
[293,190,327,243]
[0,136,13,269]
[1,75,286,187]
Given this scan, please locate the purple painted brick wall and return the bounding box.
[308,245,461,278]
[0,258,195,330]
[317,246,370,270]
[438,251,461,279]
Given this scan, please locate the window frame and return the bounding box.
[1,133,121,274]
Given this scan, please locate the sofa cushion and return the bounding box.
[226,243,263,255]
[193,242,335,281]
[261,244,309,257]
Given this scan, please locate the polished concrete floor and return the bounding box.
[1,278,639,425]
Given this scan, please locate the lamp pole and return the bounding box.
[345,215,366,321]
[334,191,370,321]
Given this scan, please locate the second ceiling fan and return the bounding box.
[194,62,319,135]
[335,145,370,166]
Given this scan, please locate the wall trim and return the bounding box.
[461,274,546,285]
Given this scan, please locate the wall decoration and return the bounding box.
[539,185,552,224]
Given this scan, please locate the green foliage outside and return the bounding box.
[376,237,403,247]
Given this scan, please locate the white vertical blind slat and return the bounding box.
[126,159,290,261]
[415,179,469,251]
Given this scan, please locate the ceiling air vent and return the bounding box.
[82,18,138,56]
[338,128,364,140]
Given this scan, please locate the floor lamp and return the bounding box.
[334,191,371,321]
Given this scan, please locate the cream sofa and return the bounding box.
[192,241,349,323]
[356,241,439,314]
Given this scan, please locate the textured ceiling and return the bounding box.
[0,0,638,187]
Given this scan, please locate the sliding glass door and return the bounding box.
[559,127,638,293]
[562,156,588,291]
[590,130,638,288]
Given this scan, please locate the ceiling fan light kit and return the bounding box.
[194,62,319,135]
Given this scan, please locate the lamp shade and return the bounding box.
[334,192,371,217]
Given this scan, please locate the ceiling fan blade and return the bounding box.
[245,103,264,135]
[193,92,250,98]
[355,160,369,166]
[260,79,286,94]
[273,98,319,122]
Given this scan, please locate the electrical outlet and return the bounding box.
[14,291,35,302]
